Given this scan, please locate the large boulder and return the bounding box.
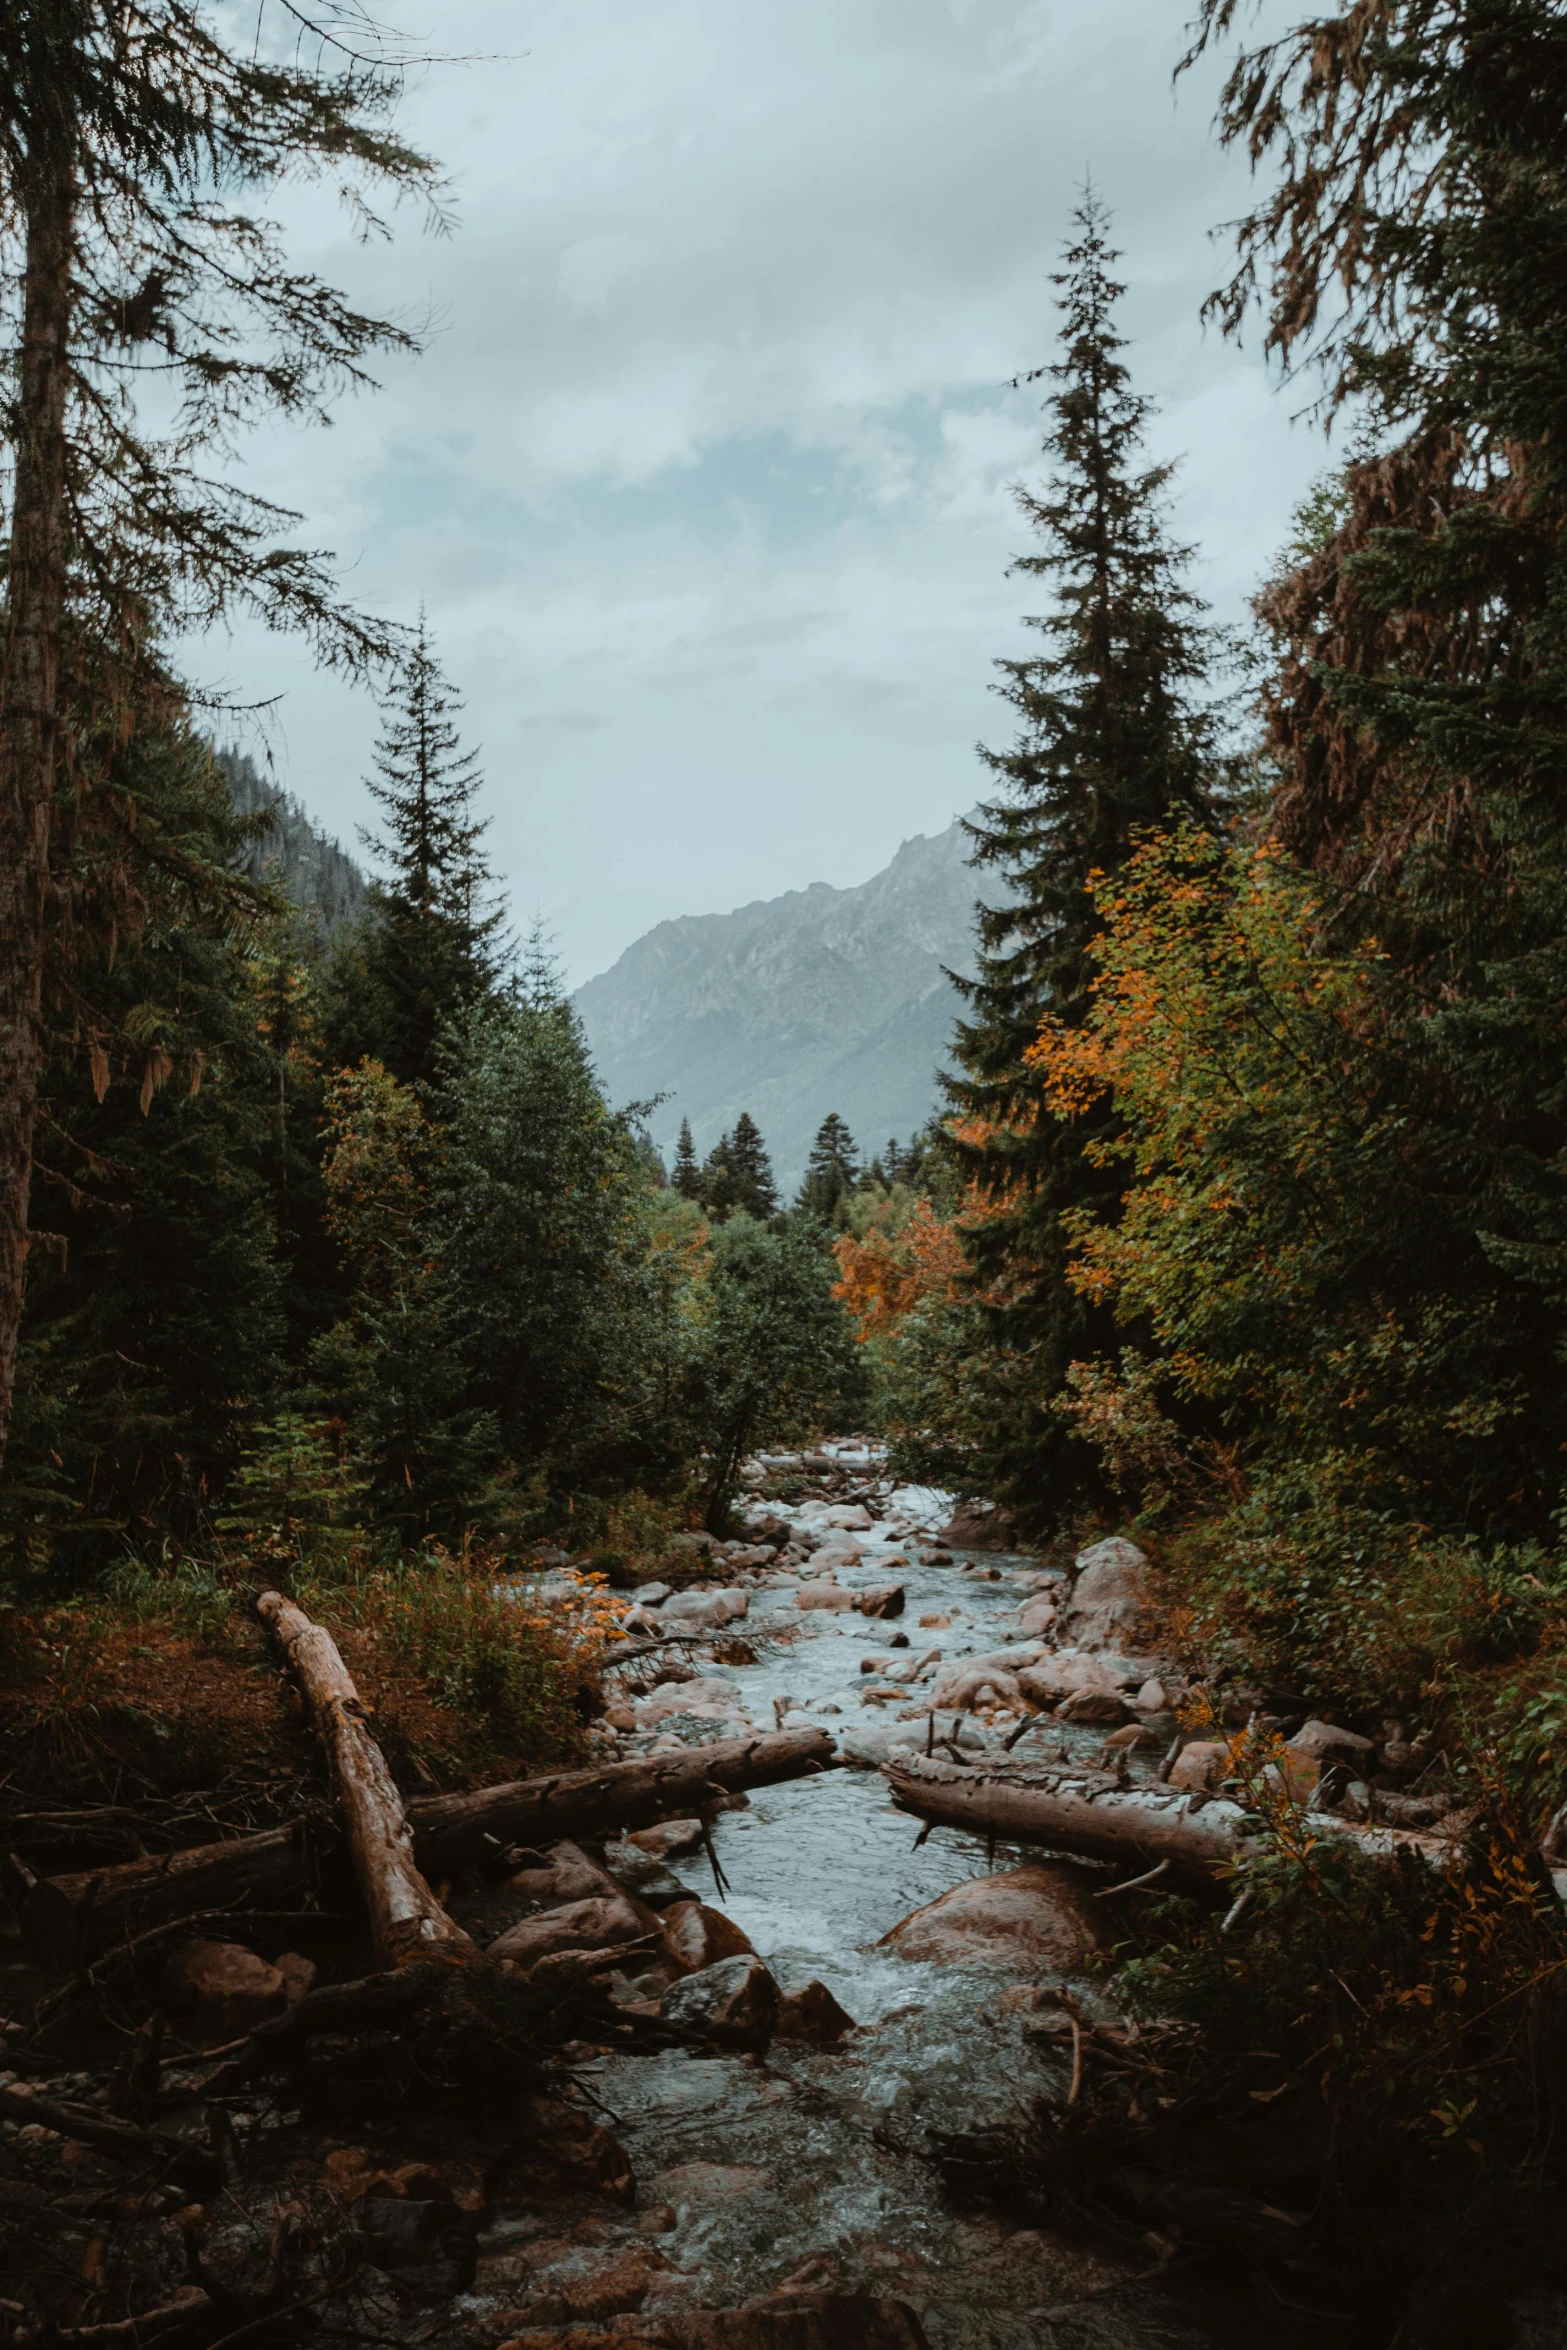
[487,1891,658,1967]
[660,1899,755,1975]
[823,1504,875,1531]
[161,1940,287,2042]
[660,1587,749,1633]
[878,1865,1108,1972]
[660,1954,780,2050]
[927,1663,1025,1715]
[1059,1537,1157,1652]
[855,1583,906,1620]
[1017,1593,1059,1638]
[1289,1717,1376,1769]
[935,1499,1016,1552]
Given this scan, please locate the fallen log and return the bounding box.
[882,1749,1456,1889]
[17,1729,839,1980]
[20,1828,306,1973]
[257,1591,475,1971]
[408,1726,839,1878]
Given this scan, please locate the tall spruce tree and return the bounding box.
[796,1113,860,1225]
[672,1118,702,1201]
[946,190,1218,1519]
[702,1111,778,1222]
[329,624,503,1088]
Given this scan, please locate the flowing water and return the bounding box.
[477,1472,1333,2348]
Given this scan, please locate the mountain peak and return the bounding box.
[573,815,982,1191]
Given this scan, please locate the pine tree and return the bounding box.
[945,190,1218,1518]
[329,624,504,1088]
[672,1118,702,1201]
[796,1114,860,1224]
[0,3,437,1472]
[727,1112,779,1220]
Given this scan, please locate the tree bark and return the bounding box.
[20,1826,306,1972]
[883,1750,1458,1887]
[408,1725,838,1879]
[0,40,77,1473]
[257,1590,475,1970]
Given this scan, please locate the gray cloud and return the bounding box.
[195,0,1323,983]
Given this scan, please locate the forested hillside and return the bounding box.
[5,5,1567,2345]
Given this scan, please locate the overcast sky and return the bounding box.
[202,0,1324,987]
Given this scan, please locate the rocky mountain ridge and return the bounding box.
[573,817,986,1192]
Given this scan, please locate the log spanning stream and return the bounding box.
[477,1470,1331,2350]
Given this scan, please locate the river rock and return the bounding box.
[632,1581,671,1606]
[493,2095,635,2205]
[359,2197,477,2288]
[822,1504,875,1530]
[506,1840,623,1907]
[1017,1594,1059,1637]
[1060,1537,1156,1651]
[935,1498,1016,1551]
[660,1587,749,1632]
[638,1677,751,1727]
[1055,1686,1129,1725]
[927,1664,1025,1714]
[660,1898,754,1974]
[879,1865,1108,1971]
[775,1978,856,2045]
[1017,1652,1123,1707]
[487,1891,658,1966]
[856,1583,906,1619]
[660,1953,780,2049]
[1289,1717,1376,1767]
[161,1940,287,2041]
[795,1584,859,1613]
[1168,1739,1230,1792]
[627,1817,706,1860]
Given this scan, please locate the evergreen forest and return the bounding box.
[6,5,1567,2343]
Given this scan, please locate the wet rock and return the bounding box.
[645,2160,768,2207]
[659,1953,780,2049]
[605,1838,692,1906]
[812,1541,865,1572]
[917,1612,949,1629]
[494,2095,636,2205]
[660,1898,755,1974]
[1016,1594,1059,1638]
[775,1978,856,2044]
[822,1504,875,1530]
[1289,1717,1376,1768]
[927,1663,1024,1714]
[1135,1678,1168,1712]
[1016,1653,1119,1708]
[879,1864,1108,1971]
[1055,1686,1129,1725]
[856,1583,906,1619]
[1168,1739,1230,1792]
[627,1818,707,1860]
[633,1582,672,1606]
[487,1890,659,1966]
[359,2196,477,2287]
[639,1677,752,1727]
[507,1839,624,1907]
[660,1587,750,1632]
[1060,1536,1157,1652]
[161,1939,286,2042]
[795,1585,858,1614]
[936,1499,1015,1551]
